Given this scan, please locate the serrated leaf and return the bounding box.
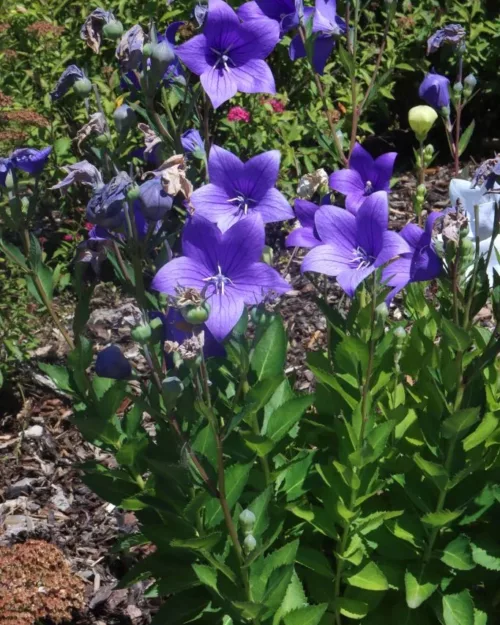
[170,533,222,550]
[346,562,389,591]
[263,541,300,578]
[248,486,272,537]
[265,395,313,443]
[338,597,369,620]
[441,535,475,570]
[422,509,463,527]
[471,538,500,570]
[251,316,287,380]
[233,601,265,619]
[205,463,252,528]
[441,318,472,351]
[283,603,328,625]
[297,546,334,578]
[405,569,438,608]
[443,590,474,625]
[355,510,404,535]
[463,413,499,451]
[192,564,218,593]
[414,454,448,490]
[442,407,480,439]
[273,570,308,625]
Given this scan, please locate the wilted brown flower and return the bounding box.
[175,286,204,308]
[2,49,17,60]
[153,154,193,199]
[0,23,9,35]
[0,129,29,144]
[178,22,196,40]
[26,21,65,37]
[0,540,85,625]
[0,109,50,127]
[0,91,14,108]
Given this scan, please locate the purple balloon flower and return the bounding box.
[329,142,397,214]
[152,214,290,341]
[285,199,322,248]
[181,129,205,157]
[301,191,411,298]
[176,0,280,109]
[95,345,132,379]
[239,0,303,34]
[427,24,466,55]
[86,171,132,230]
[290,0,346,75]
[138,177,174,221]
[0,158,13,187]
[51,65,87,100]
[10,147,52,176]
[76,225,112,275]
[191,145,293,232]
[382,211,445,302]
[419,71,450,110]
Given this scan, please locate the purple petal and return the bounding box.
[208,145,245,191]
[201,67,238,108]
[205,289,245,341]
[412,247,442,282]
[232,19,280,63]
[294,199,319,228]
[152,256,209,295]
[425,209,447,238]
[382,256,412,288]
[337,265,375,298]
[240,151,280,199]
[176,34,211,75]
[315,205,357,250]
[286,226,320,248]
[166,21,183,45]
[206,0,240,28]
[181,216,222,272]
[301,243,351,276]
[289,32,306,60]
[238,0,267,21]
[219,213,265,273]
[191,183,233,222]
[231,60,276,96]
[312,35,335,75]
[400,224,424,251]
[255,188,294,223]
[230,262,290,304]
[356,191,389,257]
[349,143,375,183]
[375,230,412,268]
[345,193,365,214]
[329,168,365,196]
[373,152,397,190]
[314,0,338,27]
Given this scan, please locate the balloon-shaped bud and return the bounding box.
[243,534,257,554]
[408,105,438,142]
[73,78,92,98]
[131,323,152,343]
[103,20,124,40]
[150,41,175,79]
[113,104,136,134]
[162,376,184,399]
[239,509,256,534]
[95,345,131,380]
[181,304,210,325]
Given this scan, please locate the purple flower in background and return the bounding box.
[181,129,205,157]
[156,22,184,84]
[86,171,132,229]
[301,192,410,297]
[194,3,209,27]
[139,177,174,221]
[191,145,293,232]
[0,158,13,187]
[290,0,346,75]
[152,214,289,341]
[286,199,322,248]
[419,71,450,110]
[10,147,52,176]
[95,345,131,379]
[176,0,279,109]
[51,161,104,194]
[382,211,445,301]
[427,24,466,55]
[329,142,397,214]
[116,25,144,71]
[239,0,303,35]
[51,65,88,100]
[76,225,112,275]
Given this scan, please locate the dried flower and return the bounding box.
[175,286,205,308]
[0,109,50,127]
[0,129,28,143]
[2,49,18,60]
[0,91,14,108]
[178,332,205,360]
[152,154,193,199]
[75,112,107,149]
[26,21,65,37]
[0,23,10,35]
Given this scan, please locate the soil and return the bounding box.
[0,164,492,624]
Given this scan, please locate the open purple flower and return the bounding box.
[427,24,466,55]
[181,129,205,158]
[0,158,13,187]
[285,199,322,248]
[10,147,52,176]
[419,71,450,110]
[152,214,289,341]
[301,191,410,297]
[51,161,103,194]
[51,65,88,100]
[382,211,445,302]
[95,345,131,379]
[239,0,303,34]
[329,142,397,214]
[191,145,293,232]
[176,0,279,108]
[290,0,346,75]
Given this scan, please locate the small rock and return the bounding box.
[7,477,36,499]
[24,425,44,439]
[50,486,71,512]
[3,514,34,537]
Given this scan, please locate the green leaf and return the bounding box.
[297,546,334,578]
[192,564,218,593]
[233,602,265,620]
[441,535,475,571]
[413,454,448,491]
[404,569,438,609]
[442,407,480,439]
[471,537,500,570]
[441,318,472,351]
[248,486,272,537]
[338,43,355,78]
[283,603,328,625]
[458,120,475,157]
[422,509,463,527]
[265,395,313,443]
[38,363,72,392]
[150,589,210,625]
[346,562,389,591]
[338,598,369,620]
[0,238,27,270]
[463,413,499,451]
[27,264,53,305]
[170,533,222,550]
[442,590,474,625]
[205,463,252,527]
[251,316,287,380]
[54,136,72,157]
[240,432,275,456]
[274,570,308,624]
[263,541,300,578]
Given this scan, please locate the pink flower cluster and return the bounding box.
[266,98,285,114]
[227,106,251,123]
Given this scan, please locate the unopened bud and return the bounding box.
[416,184,426,200]
[95,134,110,147]
[150,41,175,78]
[375,302,389,323]
[239,509,256,534]
[424,144,434,167]
[142,42,153,58]
[243,534,257,554]
[103,20,124,40]
[440,105,450,119]
[394,326,406,342]
[114,104,136,134]
[126,184,141,201]
[131,323,152,343]
[73,78,92,98]
[162,376,184,399]
[464,73,477,90]
[408,105,438,142]
[453,81,463,94]
[181,304,210,325]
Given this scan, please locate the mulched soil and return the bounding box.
[1,163,491,624]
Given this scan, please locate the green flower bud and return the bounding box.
[464,73,477,90]
[440,106,450,119]
[375,302,389,322]
[4,170,14,191]
[73,78,92,98]
[113,104,136,134]
[423,144,435,167]
[408,105,438,142]
[126,184,141,201]
[150,41,175,81]
[261,245,274,266]
[131,323,152,343]
[416,184,426,200]
[460,237,475,271]
[142,42,153,58]
[243,534,257,554]
[394,326,406,342]
[162,376,184,399]
[181,304,210,325]
[239,509,256,534]
[453,81,463,94]
[95,134,110,147]
[102,20,124,40]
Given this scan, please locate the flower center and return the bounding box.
[227,194,256,215]
[203,264,232,295]
[364,180,374,195]
[211,47,234,71]
[350,246,374,271]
